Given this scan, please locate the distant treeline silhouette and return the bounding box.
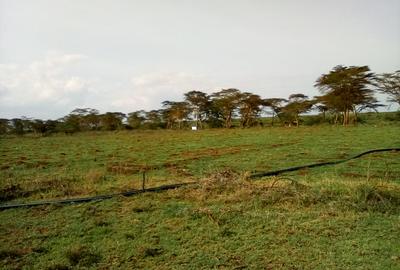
[1,65,399,135]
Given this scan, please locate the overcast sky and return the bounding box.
[0,0,399,119]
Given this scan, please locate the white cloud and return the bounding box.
[108,71,217,112]
[64,77,88,93]
[131,72,199,88]
[0,51,221,118]
[0,52,90,118]
[95,71,217,113]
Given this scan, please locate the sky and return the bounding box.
[0,0,399,119]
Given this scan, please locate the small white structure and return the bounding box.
[191,126,198,131]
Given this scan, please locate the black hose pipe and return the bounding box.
[0,182,196,210]
[249,147,400,178]
[1,148,398,210]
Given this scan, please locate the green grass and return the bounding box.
[0,125,399,269]
[1,125,399,201]
[0,177,399,269]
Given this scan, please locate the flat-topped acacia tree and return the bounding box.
[184,90,210,129]
[238,92,264,128]
[263,98,288,126]
[281,94,313,127]
[315,65,378,125]
[376,70,400,106]
[162,101,190,129]
[210,88,242,128]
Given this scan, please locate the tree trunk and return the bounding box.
[226,112,232,128]
[343,110,350,126]
[271,112,275,127]
[343,110,347,126]
[295,115,299,127]
[353,106,358,125]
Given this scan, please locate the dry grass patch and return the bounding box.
[170,170,400,214]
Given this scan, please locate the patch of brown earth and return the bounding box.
[171,145,250,161]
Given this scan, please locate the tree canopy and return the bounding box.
[315,65,378,125]
[376,70,400,105]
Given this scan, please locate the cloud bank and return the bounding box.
[0,52,91,118]
[0,52,218,119]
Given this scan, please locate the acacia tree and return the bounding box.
[29,119,46,135]
[70,108,100,130]
[204,101,224,128]
[0,119,10,134]
[58,114,81,134]
[100,112,126,130]
[22,119,58,136]
[263,98,287,126]
[184,90,210,129]
[315,65,377,125]
[210,88,242,128]
[127,110,146,129]
[9,117,33,135]
[162,101,190,129]
[238,92,263,127]
[313,97,329,121]
[281,94,313,127]
[375,70,400,106]
[11,118,25,135]
[144,110,164,129]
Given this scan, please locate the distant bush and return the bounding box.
[302,115,327,126]
[384,111,400,121]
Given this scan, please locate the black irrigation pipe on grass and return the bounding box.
[249,147,400,179]
[0,182,196,210]
[0,148,399,210]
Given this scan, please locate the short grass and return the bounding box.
[0,125,399,269]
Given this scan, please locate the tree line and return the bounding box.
[1,65,399,135]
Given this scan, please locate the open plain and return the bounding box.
[0,125,400,269]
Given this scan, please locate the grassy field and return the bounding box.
[0,125,399,269]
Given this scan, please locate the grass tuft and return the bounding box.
[45,263,71,270]
[0,249,25,260]
[65,245,101,267]
[353,183,400,213]
[0,184,27,202]
[177,173,400,214]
